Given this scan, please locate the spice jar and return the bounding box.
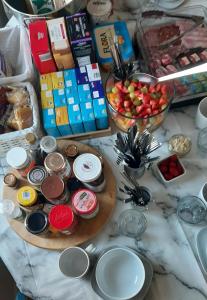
[64,144,79,159]
[72,189,99,219]
[49,205,78,235]
[17,186,43,211]
[73,153,105,192]
[25,211,49,235]
[41,175,68,205]
[3,173,19,189]
[6,147,36,178]
[44,152,71,180]
[27,166,48,190]
[40,136,57,154]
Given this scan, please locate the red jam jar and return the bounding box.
[48,205,78,235]
[72,189,99,219]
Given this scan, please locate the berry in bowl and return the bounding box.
[106,72,174,132]
[155,154,186,184]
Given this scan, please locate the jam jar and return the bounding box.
[73,153,105,192]
[44,152,71,180]
[41,175,68,205]
[72,189,99,219]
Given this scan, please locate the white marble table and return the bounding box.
[1,104,207,300]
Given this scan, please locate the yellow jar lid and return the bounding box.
[17,186,38,207]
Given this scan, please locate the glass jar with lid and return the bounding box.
[6,147,36,178]
[44,152,71,180]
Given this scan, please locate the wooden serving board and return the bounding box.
[3,140,116,250]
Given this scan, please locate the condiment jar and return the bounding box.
[25,211,49,235]
[44,152,71,180]
[72,189,99,219]
[48,205,78,235]
[27,166,48,190]
[41,175,68,205]
[40,136,57,155]
[17,186,43,211]
[64,144,79,159]
[6,147,36,178]
[3,173,19,189]
[73,153,105,192]
[0,199,26,221]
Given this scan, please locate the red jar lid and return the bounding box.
[72,189,97,215]
[41,175,64,199]
[49,205,74,230]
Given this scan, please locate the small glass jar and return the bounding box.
[25,211,49,235]
[64,144,79,159]
[44,152,71,180]
[41,175,68,205]
[0,199,26,221]
[6,147,36,178]
[72,189,99,219]
[48,205,78,235]
[3,173,19,189]
[40,136,57,154]
[73,153,105,192]
[17,186,43,211]
[27,166,48,190]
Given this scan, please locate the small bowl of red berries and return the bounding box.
[155,154,186,184]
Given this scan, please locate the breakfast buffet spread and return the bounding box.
[1,0,207,299]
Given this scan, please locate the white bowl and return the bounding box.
[95,247,145,300]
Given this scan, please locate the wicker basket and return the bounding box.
[0,82,41,157]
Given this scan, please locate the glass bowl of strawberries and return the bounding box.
[106,72,174,132]
[155,154,186,184]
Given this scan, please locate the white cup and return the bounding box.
[196,97,207,129]
[59,244,96,278]
[95,247,145,300]
[198,182,207,205]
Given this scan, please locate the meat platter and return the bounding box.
[136,5,207,105]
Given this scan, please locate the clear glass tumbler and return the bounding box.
[118,209,147,240]
[177,196,207,224]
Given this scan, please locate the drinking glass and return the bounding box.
[177,196,207,224]
[118,209,147,240]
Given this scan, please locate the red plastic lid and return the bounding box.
[49,205,74,230]
[72,189,97,214]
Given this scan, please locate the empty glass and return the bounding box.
[118,209,147,240]
[197,127,207,153]
[177,196,207,224]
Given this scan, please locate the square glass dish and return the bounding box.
[136,5,207,105]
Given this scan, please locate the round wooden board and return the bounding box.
[3,140,116,250]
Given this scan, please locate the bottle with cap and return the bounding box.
[26,133,42,165]
[0,199,25,221]
[6,147,36,178]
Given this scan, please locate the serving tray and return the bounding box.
[2,140,116,250]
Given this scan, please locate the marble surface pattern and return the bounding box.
[1,0,207,299]
[1,105,207,300]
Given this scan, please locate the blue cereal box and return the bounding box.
[55,106,72,136]
[86,63,101,82]
[67,104,84,134]
[42,108,60,137]
[80,101,96,132]
[75,66,89,84]
[78,84,92,102]
[53,89,67,107]
[90,81,104,99]
[93,98,108,129]
[64,69,77,88]
[65,87,79,105]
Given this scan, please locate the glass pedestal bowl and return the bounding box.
[106,72,174,132]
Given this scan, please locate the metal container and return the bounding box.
[2,0,87,24]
